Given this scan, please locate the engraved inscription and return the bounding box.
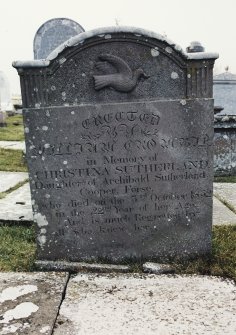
[25,99,213,261]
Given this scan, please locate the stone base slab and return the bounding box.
[35,260,131,273]
[0,272,68,335]
[53,273,236,335]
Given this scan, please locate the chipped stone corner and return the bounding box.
[142,262,175,274]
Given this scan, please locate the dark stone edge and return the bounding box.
[35,260,131,273]
[0,220,33,227]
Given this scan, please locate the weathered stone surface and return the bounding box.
[53,273,236,335]
[214,182,236,212]
[14,27,218,263]
[0,272,68,335]
[0,141,25,151]
[143,262,175,274]
[0,183,33,222]
[0,177,233,228]
[34,18,84,59]
[0,180,233,227]
[213,197,236,225]
[0,172,28,193]
[24,99,214,263]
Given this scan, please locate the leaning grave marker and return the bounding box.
[13,27,218,265]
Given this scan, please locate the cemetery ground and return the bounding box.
[0,116,236,334]
[0,118,235,282]
[1,26,234,334]
[0,223,235,282]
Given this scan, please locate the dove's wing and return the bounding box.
[98,54,132,76]
[95,61,111,73]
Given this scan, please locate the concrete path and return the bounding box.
[55,273,236,335]
[0,272,235,335]
[0,172,28,193]
[213,197,236,225]
[214,183,236,213]
[0,183,33,221]
[0,141,25,151]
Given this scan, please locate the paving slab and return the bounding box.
[0,172,28,193]
[54,273,236,335]
[0,272,68,335]
[0,183,33,221]
[214,183,236,213]
[213,197,236,225]
[0,141,25,151]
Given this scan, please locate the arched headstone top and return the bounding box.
[33,17,85,60]
[14,26,218,108]
[24,26,217,66]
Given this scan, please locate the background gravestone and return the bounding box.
[33,18,85,59]
[13,27,218,265]
[0,110,7,127]
[0,70,11,116]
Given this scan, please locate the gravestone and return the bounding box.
[214,115,236,176]
[0,70,11,120]
[0,110,7,127]
[13,27,218,265]
[33,18,84,59]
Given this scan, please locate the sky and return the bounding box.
[1,0,236,96]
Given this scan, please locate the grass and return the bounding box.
[171,225,236,282]
[0,148,28,172]
[0,114,25,141]
[214,176,236,183]
[0,224,36,271]
[0,224,235,281]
